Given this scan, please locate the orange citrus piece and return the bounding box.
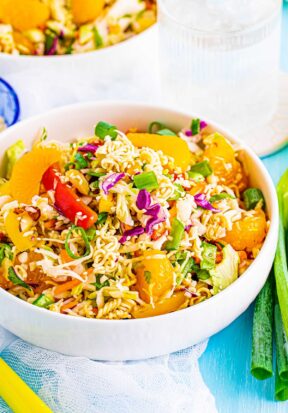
[12,32,35,54]
[127,133,191,172]
[132,292,188,318]
[10,147,61,204]
[204,133,248,190]
[135,250,175,304]
[0,0,49,32]
[5,211,35,251]
[222,209,267,251]
[71,0,105,25]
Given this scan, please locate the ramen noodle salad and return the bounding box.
[0,119,268,319]
[0,0,156,56]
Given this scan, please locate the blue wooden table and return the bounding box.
[199,4,288,412]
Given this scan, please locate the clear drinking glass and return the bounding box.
[158,0,282,135]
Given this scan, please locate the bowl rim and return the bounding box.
[0,77,20,126]
[0,24,155,61]
[0,100,279,325]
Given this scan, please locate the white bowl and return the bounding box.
[0,101,278,360]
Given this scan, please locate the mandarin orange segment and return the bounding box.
[135,250,175,304]
[221,209,267,251]
[10,147,61,204]
[203,133,248,190]
[127,133,191,171]
[12,32,35,54]
[5,211,35,251]
[132,292,188,318]
[71,0,105,25]
[0,0,50,31]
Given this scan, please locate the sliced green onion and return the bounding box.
[274,170,288,338]
[74,153,88,170]
[86,171,106,177]
[168,184,186,201]
[275,363,288,401]
[187,171,205,182]
[166,218,185,251]
[157,128,177,136]
[93,27,103,48]
[191,118,200,135]
[8,267,31,291]
[275,300,288,381]
[33,294,54,308]
[86,228,96,242]
[200,242,217,270]
[189,161,212,178]
[0,244,12,265]
[133,171,159,191]
[96,212,108,225]
[251,274,273,380]
[209,193,235,203]
[147,121,177,136]
[90,181,99,190]
[92,274,110,290]
[64,162,75,171]
[95,121,117,141]
[243,188,265,210]
[65,225,91,259]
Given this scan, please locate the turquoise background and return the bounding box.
[199,4,288,412]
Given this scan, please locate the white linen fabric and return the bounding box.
[0,326,217,413]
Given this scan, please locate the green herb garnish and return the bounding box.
[191,118,200,135]
[65,225,91,259]
[8,267,31,291]
[133,171,159,191]
[96,212,108,225]
[209,193,235,203]
[189,161,212,178]
[75,153,88,170]
[95,121,117,140]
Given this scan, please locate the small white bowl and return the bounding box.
[0,101,278,361]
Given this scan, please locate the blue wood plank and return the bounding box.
[199,4,288,410]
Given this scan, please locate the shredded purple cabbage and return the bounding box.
[119,226,145,244]
[200,120,208,130]
[185,130,193,137]
[136,189,151,210]
[185,224,192,232]
[194,193,220,213]
[144,203,166,234]
[102,173,125,195]
[78,144,99,153]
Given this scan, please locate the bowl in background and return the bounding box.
[0,27,158,116]
[0,101,278,360]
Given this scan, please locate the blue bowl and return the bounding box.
[0,78,20,127]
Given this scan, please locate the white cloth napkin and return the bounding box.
[0,28,217,413]
[0,326,217,413]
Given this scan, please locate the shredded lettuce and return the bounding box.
[210,245,239,292]
[116,193,134,226]
[4,140,25,179]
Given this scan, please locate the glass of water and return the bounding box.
[158,0,282,135]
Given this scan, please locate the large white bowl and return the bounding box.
[0,101,278,360]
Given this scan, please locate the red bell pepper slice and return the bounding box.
[42,163,98,229]
[42,162,61,191]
